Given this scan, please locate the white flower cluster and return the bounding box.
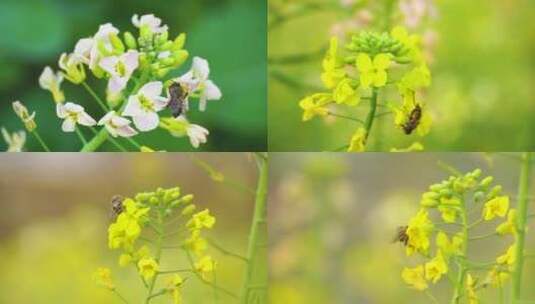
[38,14,222,149]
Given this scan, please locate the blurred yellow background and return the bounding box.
[0,153,256,303]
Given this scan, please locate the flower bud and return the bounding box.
[124,31,137,49]
[160,41,174,51]
[156,68,171,78]
[182,194,194,204]
[12,101,37,131]
[173,33,186,50]
[110,33,125,54]
[182,204,196,216]
[473,191,485,203]
[172,50,189,67]
[479,176,493,188]
[420,198,438,208]
[149,197,159,205]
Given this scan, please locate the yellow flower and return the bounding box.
[118,245,151,267]
[405,209,434,256]
[333,78,360,106]
[496,209,517,235]
[401,265,428,290]
[108,199,151,250]
[486,267,510,288]
[185,230,208,256]
[166,274,184,304]
[390,26,423,64]
[483,196,509,221]
[394,90,431,136]
[390,142,424,152]
[187,209,216,230]
[93,267,115,290]
[436,232,463,258]
[356,53,391,89]
[347,127,367,152]
[299,93,332,121]
[466,274,479,304]
[496,245,516,266]
[438,197,461,223]
[195,255,217,281]
[321,37,345,89]
[424,251,448,283]
[138,257,159,280]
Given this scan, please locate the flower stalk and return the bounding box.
[239,153,269,304]
[512,152,533,303]
[451,197,468,304]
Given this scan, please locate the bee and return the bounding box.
[401,104,422,135]
[392,225,409,246]
[110,195,125,220]
[167,82,189,118]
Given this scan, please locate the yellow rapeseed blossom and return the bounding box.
[185,230,208,256]
[166,274,184,304]
[195,255,217,281]
[401,265,428,290]
[486,267,510,288]
[496,209,517,235]
[187,209,216,230]
[321,37,345,89]
[299,93,332,121]
[93,267,115,290]
[347,127,367,152]
[438,197,461,223]
[333,78,360,106]
[424,251,447,283]
[138,257,159,280]
[496,245,516,266]
[436,232,463,258]
[356,53,391,89]
[483,196,509,221]
[108,199,150,250]
[466,274,479,304]
[405,209,434,256]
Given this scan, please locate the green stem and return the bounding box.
[239,154,269,304]
[125,137,142,150]
[75,127,88,145]
[363,88,379,146]
[82,81,108,112]
[80,128,108,152]
[31,130,50,152]
[451,197,468,304]
[327,111,364,124]
[207,238,248,262]
[512,152,533,303]
[112,290,130,304]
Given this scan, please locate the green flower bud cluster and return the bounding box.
[134,186,195,218]
[137,31,189,78]
[346,31,409,58]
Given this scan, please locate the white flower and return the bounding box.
[73,38,94,65]
[123,81,168,131]
[56,102,97,132]
[99,50,139,94]
[160,116,209,148]
[89,23,120,70]
[98,111,138,138]
[12,101,37,131]
[39,67,65,103]
[132,14,168,34]
[58,53,86,84]
[1,127,26,152]
[176,57,222,111]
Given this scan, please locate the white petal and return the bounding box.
[111,115,132,127]
[139,81,163,98]
[104,124,119,137]
[123,50,139,74]
[108,76,128,94]
[116,125,138,137]
[62,118,76,132]
[153,96,169,111]
[199,99,207,112]
[58,53,68,70]
[78,112,97,126]
[56,103,67,118]
[192,57,210,80]
[64,102,84,113]
[133,112,159,131]
[131,14,141,27]
[204,80,222,100]
[98,111,116,125]
[39,67,54,89]
[99,56,119,75]
[122,97,143,117]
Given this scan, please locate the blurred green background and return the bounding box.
[0,0,266,151]
[0,153,257,303]
[269,153,535,303]
[268,0,535,151]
